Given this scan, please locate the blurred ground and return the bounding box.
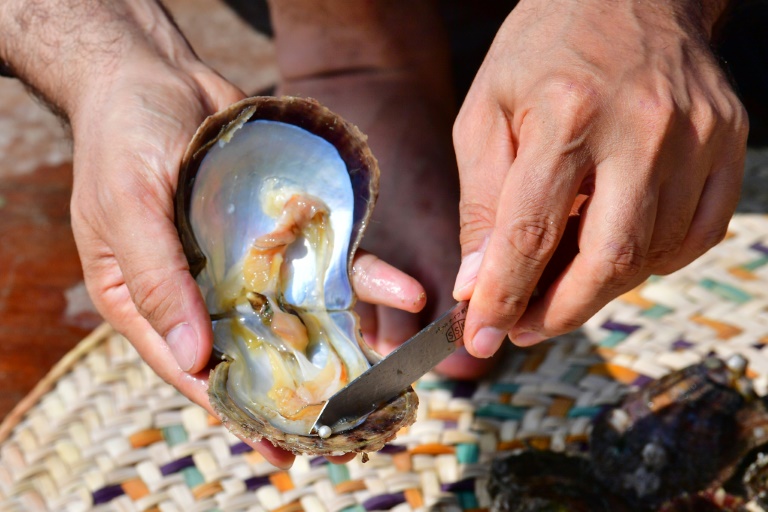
[0,0,765,421]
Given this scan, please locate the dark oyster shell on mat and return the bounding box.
[590,356,768,508]
[488,450,633,512]
[489,356,768,511]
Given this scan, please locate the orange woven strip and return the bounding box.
[405,488,424,508]
[192,481,223,500]
[270,471,295,492]
[335,480,367,494]
[409,443,455,455]
[129,429,164,448]
[121,478,150,500]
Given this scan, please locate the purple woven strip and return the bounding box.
[441,477,475,492]
[750,242,768,256]
[631,375,653,388]
[672,339,694,350]
[92,484,125,505]
[363,492,406,510]
[160,455,195,476]
[310,456,328,467]
[378,444,408,454]
[601,320,640,334]
[230,442,253,455]
[245,475,272,491]
[452,380,477,399]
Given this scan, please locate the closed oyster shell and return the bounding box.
[176,96,417,455]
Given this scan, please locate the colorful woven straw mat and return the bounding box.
[4,213,768,512]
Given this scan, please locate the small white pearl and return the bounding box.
[317,425,332,439]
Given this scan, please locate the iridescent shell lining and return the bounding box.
[176,96,417,455]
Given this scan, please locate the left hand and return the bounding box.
[452,0,749,357]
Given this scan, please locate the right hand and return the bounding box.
[452,0,748,357]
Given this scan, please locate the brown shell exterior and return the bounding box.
[175,96,417,456]
[209,360,418,456]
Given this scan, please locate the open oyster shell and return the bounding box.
[175,96,417,455]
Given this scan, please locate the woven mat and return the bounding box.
[4,214,768,512]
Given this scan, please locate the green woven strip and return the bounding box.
[327,463,351,485]
[599,331,628,348]
[741,256,768,272]
[567,406,603,418]
[699,278,752,303]
[489,383,520,394]
[340,505,366,512]
[416,380,455,391]
[456,444,479,464]
[162,425,188,447]
[457,490,478,510]
[182,466,205,488]
[475,404,526,420]
[641,304,673,319]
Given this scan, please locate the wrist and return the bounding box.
[0,0,201,120]
[515,0,731,40]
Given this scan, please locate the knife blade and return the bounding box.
[310,301,468,437]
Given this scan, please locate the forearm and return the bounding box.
[0,0,198,119]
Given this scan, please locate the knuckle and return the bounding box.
[494,293,528,322]
[689,222,729,257]
[633,93,677,147]
[733,101,750,142]
[452,95,491,165]
[553,314,589,334]
[633,89,676,122]
[504,214,560,264]
[693,101,719,141]
[459,200,496,247]
[594,237,647,283]
[452,107,469,146]
[539,79,602,143]
[646,236,685,269]
[130,270,178,329]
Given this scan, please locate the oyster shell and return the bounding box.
[590,355,768,508]
[487,450,633,512]
[175,96,417,455]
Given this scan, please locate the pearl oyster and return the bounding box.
[175,96,417,455]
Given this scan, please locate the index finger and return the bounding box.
[463,119,590,357]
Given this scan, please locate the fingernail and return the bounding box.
[454,251,484,295]
[166,323,198,372]
[513,331,545,346]
[471,327,507,358]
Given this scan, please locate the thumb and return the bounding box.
[112,198,213,373]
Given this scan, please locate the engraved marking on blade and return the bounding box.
[446,318,464,342]
[445,303,467,343]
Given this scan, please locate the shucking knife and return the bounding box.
[310,301,468,437]
[309,202,586,437]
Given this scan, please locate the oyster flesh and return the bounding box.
[175,96,417,455]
